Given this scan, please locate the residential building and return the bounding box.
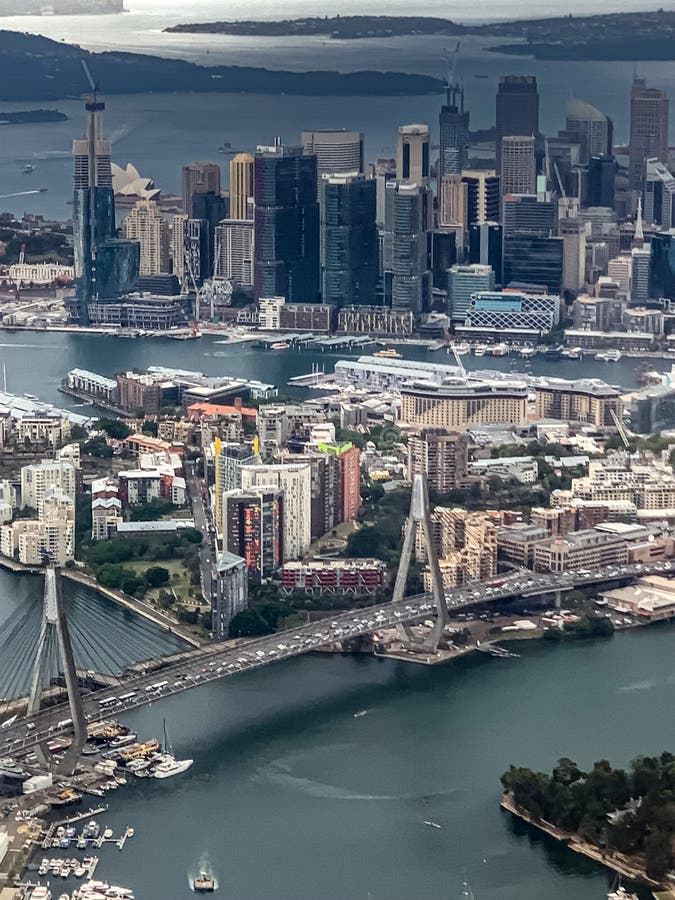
[123,200,169,276]
[169,213,187,279]
[629,77,669,188]
[214,550,248,640]
[417,507,497,589]
[320,172,377,307]
[280,558,386,595]
[497,524,549,567]
[214,219,254,286]
[500,136,536,197]
[240,462,312,559]
[181,161,221,216]
[382,180,432,315]
[256,403,326,456]
[531,505,577,536]
[0,480,15,524]
[21,459,75,510]
[91,476,122,541]
[407,429,468,493]
[534,378,622,428]
[396,124,430,184]
[223,487,284,580]
[400,380,528,431]
[229,153,254,221]
[253,142,319,302]
[631,246,651,304]
[468,456,538,484]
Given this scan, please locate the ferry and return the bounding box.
[193,871,216,893]
[544,345,564,361]
[595,349,623,362]
[373,348,403,359]
[270,341,290,351]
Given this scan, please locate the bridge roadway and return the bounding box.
[2,559,674,755]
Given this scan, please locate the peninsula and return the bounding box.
[166,10,675,61]
[0,108,67,125]
[0,30,444,103]
[501,754,675,887]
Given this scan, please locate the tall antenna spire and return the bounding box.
[634,195,644,247]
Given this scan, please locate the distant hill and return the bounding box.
[0,30,445,102]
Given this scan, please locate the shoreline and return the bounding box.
[501,791,663,888]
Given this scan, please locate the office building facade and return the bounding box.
[181,162,221,216]
[500,136,536,197]
[495,75,539,166]
[438,84,469,179]
[587,155,616,208]
[629,77,669,189]
[383,180,432,316]
[301,129,364,183]
[462,170,500,225]
[215,219,254,286]
[396,124,430,184]
[229,153,254,221]
[447,263,495,322]
[565,98,611,165]
[320,172,377,307]
[503,235,564,294]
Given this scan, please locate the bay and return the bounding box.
[0,568,670,898]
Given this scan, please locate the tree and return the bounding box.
[145,566,170,587]
[95,418,131,440]
[141,420,158,437]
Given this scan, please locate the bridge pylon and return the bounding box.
[27,566,87,775]
[391,473,448,652]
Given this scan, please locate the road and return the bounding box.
[2,559,673,755]
[185,462,216,608]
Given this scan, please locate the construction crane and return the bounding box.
[80,58,99,96]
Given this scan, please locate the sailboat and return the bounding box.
[151,719,193,780]
[607,876,638,900]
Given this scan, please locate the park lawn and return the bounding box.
[124,557,193,602]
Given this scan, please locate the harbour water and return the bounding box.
[1,570,671,898]
[0,330,666,413]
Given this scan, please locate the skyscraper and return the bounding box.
[181,162,221,216]
[502,235,563,294]
[649,232,675,300]
[301,129,364,182]
[192,190,226,280]
[644,158,675,229]
[183,218,210,288]
[586,155,616,208]
[462,170,500,225]
[468,223,502,279]
[438,82,469,181]
[253,142,319,302]
[320,172,377,308]
[502,194,555,237]
[564,98,611,165]
[396,125,430,184]
[222,487,284,581]
[229,153,254,221]
[495,76,539,167]
[438,175,468,230]
[123,200,169,276]
[629,77,669,189]
[169,213,187,279]
[70,92,138,324]
[500,137,536,197]
[383,180,432,316]
[559,219,587,295]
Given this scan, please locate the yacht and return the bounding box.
[595,349,623,362]
[607,883,638,899]
[451,341,470,355]
[489,342,509,357]
[519,345,537,358]
[561,346,582,359]
[151,753,193,779]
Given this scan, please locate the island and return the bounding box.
[166,10,675,61]
[0,30,444,102]
[501,754,675,887]
[0,108,67,125]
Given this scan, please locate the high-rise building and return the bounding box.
[222,487,284,580]
[240,462,312,560]
[407,429,469,494]
[607,254,632,299]
[69,92,139,325]
[559,219,587,295]
[587,155,616,208]
[253,142,319,302]
[495,76,539,167]
[370,158,397,228]
[468,223,502,279]
[400,380,528,431]
[181,162,221,216]
[169,213,187,279]
[123,200,169,276]
[214,219,254,286]
[229,153,254,221]
[429,230,457,292]
[565,98,611,165]
[503,235,564,294]
[500,136,536,197]
[502,194,555,237]
[644,158,675,229]
[631,246,651,305]
[629,77,669,189]
[447,263,494,322]
[383,180,432,315]
[462,170,500,225]
[184,218,210,288]
[649,232,675,300]
[438,174,468,232]
[320,172,377,307]
[192,191,226,280]
[214,550,248,640]
[396,124,430,184]
[438,83,469,181]
[301,129,364,183]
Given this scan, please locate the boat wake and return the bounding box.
[187,852,218,892]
